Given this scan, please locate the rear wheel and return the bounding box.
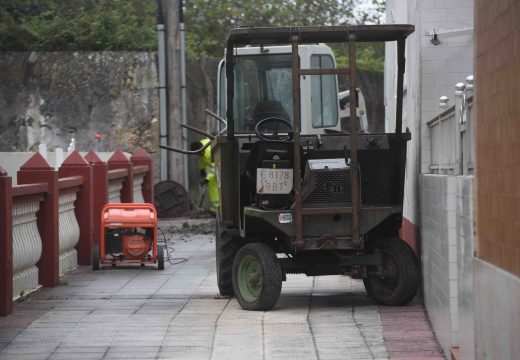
[232,243,282,311]
[92,245,100,271]
[157,245,165,270]
[216,210,239,296]
[363,237,419,305]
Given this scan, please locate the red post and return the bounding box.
[107,150,133,203]
[59,151,93,265]
[17,153,59,287]
[84,151,108,247]
[0,167,13,316]
[131,148,154,203]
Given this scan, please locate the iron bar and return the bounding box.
[348,32,361,249]
[297,68,350,76]
[291,36,304,250]
[395,38,405,134]
[205,109,227,125]
[301,207,353,215]
[181,124,215,139]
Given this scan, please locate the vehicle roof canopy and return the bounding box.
[226,25,415,46]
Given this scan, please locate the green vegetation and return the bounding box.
[0,0,157,51]
[185,0,385,73]
[1,0,385,73]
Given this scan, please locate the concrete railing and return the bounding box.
[0,147,154,316]
[11,184,47,300]
[428,75,474,175]
[57,177,82,275]
[108,170,126,203]
[132,166,147,203]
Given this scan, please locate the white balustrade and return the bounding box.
[108,178,124,203]
[12,200,42,299]
[133,173,145,203]
[428,75,474,175]
[58,192,80,275]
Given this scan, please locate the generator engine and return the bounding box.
[122,233,152,260]
[93,203,164,270]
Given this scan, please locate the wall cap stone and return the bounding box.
[62,151,89,166]
[20,152,53,171]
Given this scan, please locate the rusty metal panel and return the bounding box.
[226,25,415,45]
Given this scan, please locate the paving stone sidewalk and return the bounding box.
[0,223,445,360]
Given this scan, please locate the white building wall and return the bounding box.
[385,0,474,230]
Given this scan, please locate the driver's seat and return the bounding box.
[253,100,291,125]
[245,140,294,209]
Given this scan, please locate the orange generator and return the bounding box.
[92,203,164,270]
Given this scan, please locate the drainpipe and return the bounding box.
[179,0,189,192]
[157,0,168,181]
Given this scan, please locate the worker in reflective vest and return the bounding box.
[191,138,219,215]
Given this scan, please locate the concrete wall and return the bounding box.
[456,176,475,360]
[473,259,520,359]
[418,173,520,360]
[419,174,459,356]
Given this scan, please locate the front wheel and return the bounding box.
[232,243,282,311]
[363,237,419,305]
[216,210,239,296]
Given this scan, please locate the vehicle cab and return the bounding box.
[217,44,341,135]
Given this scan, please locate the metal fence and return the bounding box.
[427,75,474,175]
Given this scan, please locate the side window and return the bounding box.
[311,55,338,128]
[218,62,226,119]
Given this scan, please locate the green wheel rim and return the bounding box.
[237,255,263,302]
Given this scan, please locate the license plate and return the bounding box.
[256,168,293,194]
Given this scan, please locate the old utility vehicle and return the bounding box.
[164,25,419,311]
[215,25,419,311]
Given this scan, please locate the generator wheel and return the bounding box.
[157,245,165,270]
[363,237,419,306]
[216,210,239,296]
[92,245,100,271]
[232,243,282,311]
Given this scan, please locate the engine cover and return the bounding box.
[122,234,152,260]
[302,159,353,208]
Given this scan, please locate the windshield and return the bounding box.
[219,54,293,134]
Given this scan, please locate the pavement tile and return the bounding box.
[1,228,444,360]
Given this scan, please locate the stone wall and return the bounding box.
[0,51,161,181]
[0,52,159,152]
[0,52,218,200]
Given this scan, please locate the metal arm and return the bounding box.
[205,109,227,125]
[160,123,227,155]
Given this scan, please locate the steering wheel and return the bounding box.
[254,117,294,141]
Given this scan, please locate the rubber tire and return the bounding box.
[232,243,282,311]
[157,245,165,270]
[216,210,239,296]
[92,245,100,271]
[363,237,420,306]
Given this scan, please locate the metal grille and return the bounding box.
[302,169,352,207]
